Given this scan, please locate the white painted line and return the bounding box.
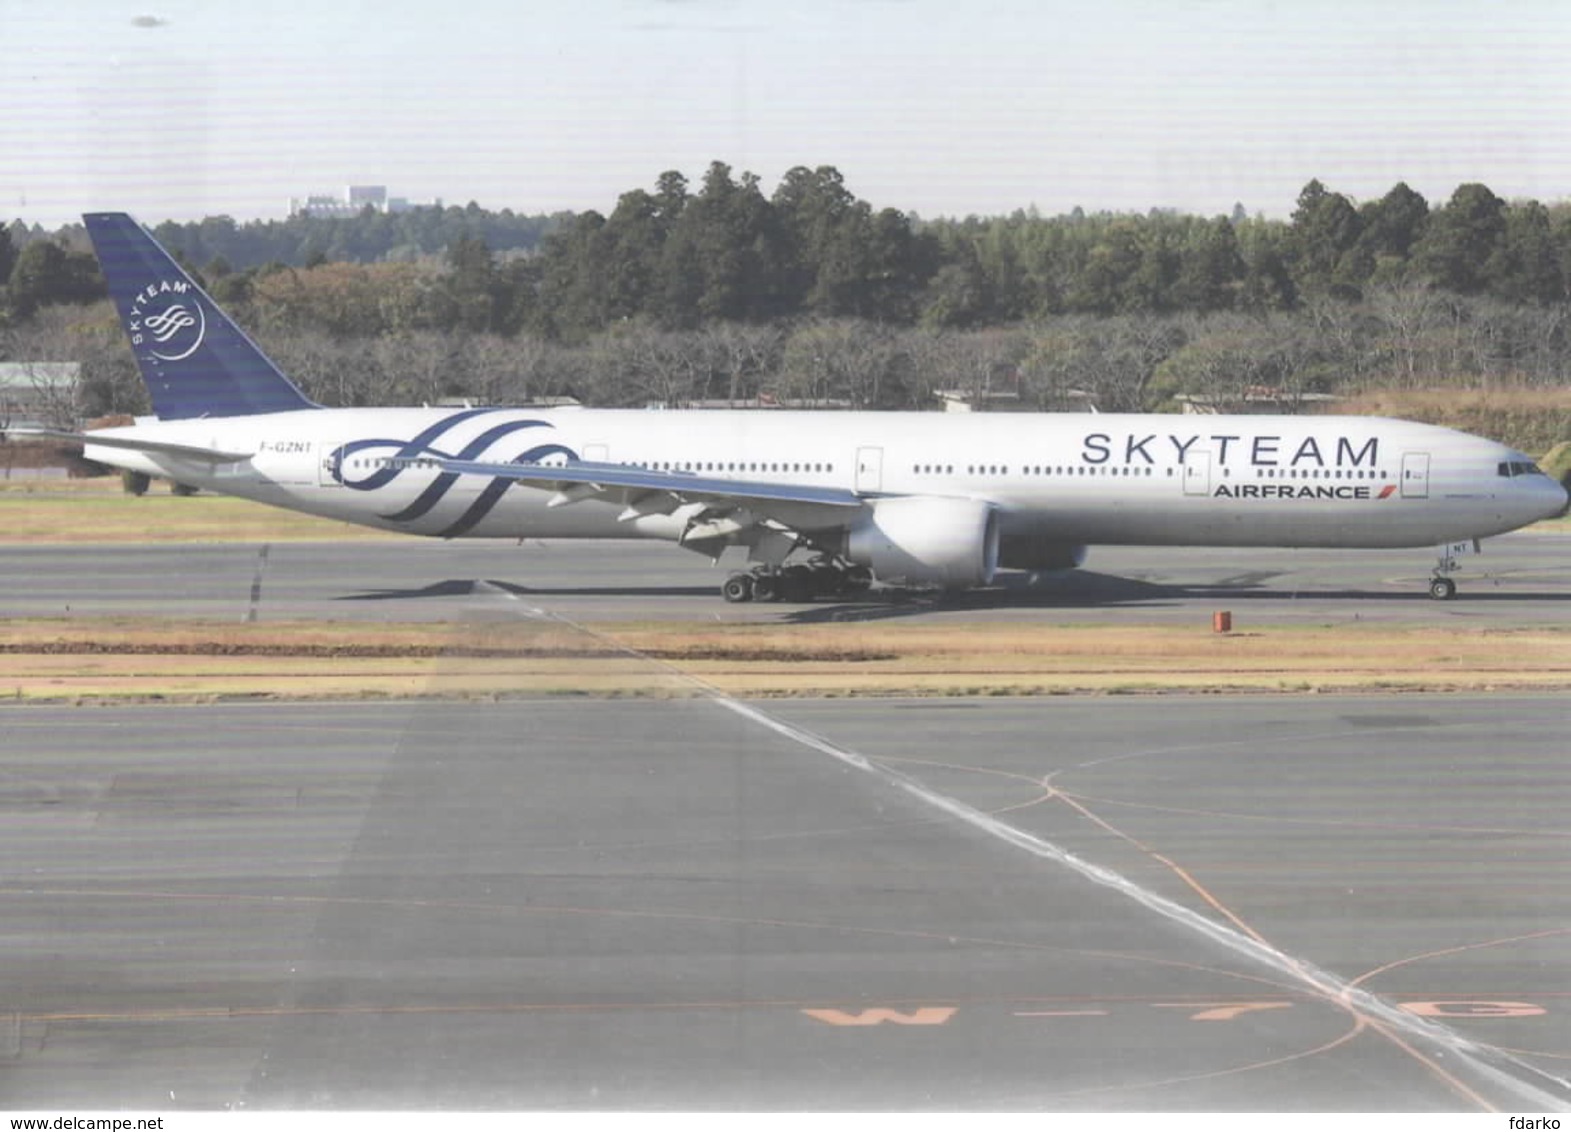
[499,596,1571,1110]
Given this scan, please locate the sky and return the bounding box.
[5,0,1571,229]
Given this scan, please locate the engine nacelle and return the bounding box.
[845,497,1000,587]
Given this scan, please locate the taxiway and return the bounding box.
[1,537,1567,1110]
[1,533,1567,626]
[1,693,1568,1109]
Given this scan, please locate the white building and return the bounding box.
[0,362,80,428]
[288,185,429,218]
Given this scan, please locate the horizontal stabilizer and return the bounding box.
[4,425,252,464]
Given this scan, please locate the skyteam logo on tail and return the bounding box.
[129,279,206,362]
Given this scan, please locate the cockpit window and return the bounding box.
[1497,460,1546,478]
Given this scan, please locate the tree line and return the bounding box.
[6,165,1571,333]
[4,201,559,273]
[6,296,1568,450]
[2,164,1570,450]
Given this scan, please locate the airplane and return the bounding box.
[5,212,1566,603]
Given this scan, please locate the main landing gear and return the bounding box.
[720,559,873,603]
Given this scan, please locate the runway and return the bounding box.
[1,536,1568,1110]
[1,691,1568,1110]
[2,531,1568,626]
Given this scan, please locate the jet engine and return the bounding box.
[844,497,1000,587]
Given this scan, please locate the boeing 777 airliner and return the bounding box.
[7,213,1566,602]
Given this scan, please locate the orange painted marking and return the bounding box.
[1399,1001,1546,1019]
[801,1006,958,1027]
[1031,785,1504,1112]
[1153,1001,1293,1021]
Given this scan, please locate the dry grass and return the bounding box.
[3,481,1568,702]
[2,617,1567,703]
[0,478,398,543]
[1334,387,1571,453]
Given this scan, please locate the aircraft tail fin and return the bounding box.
[84,212,319,420]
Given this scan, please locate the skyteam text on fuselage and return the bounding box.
[6,213,1566,603]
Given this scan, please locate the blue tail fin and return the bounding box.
[84,212,319,419]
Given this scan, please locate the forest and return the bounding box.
[3,164,1571,450]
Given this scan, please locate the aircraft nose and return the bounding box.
[1553,478,1571,519]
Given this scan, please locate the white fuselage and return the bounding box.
[85,407,1564,553]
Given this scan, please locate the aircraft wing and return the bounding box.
[2,426,253,464]
[438,456,867,538]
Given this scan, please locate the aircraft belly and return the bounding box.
[1160,505,1464,548]
[1020,497,1489,549]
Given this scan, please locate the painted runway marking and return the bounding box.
[1403,1002,1548,1019]
[801,1000,1560,1024]
[499,600,1571,1111]
[1151,1001,1293,1021]
[244,543,270,623]
[801,1007,958,1027]
[18,995,1561,1029]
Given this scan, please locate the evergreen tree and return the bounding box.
[1490,201,1564,305]
[1358,181,1429,260]
[1289,180,1363,299]
[1172,218,1245,312]
[1414,183,1507,295]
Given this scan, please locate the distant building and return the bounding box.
[288,185,435,218]
[1176,389,1341,415]
[0,362,80,428]
[648,397,855,411]
[936,387,1101,413]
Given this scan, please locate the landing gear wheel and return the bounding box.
[750,572,781,603]
[807,561,840,597]
[721,573,754,603]
[1428,576,1457,601]
[779,564,814,603]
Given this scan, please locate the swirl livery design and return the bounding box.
[330,410,579,538]
[129,279,207,362]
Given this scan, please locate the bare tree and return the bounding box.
[373,332,458,405]
[1367,281,1440,389]
[777,319,913,408]
[699,322,782,404]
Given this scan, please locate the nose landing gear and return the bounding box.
[1426,539,1479,600]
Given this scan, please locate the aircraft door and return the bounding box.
[1401,452,1430,499]
[855,446,884,494]
[1182,450,1212,496]
[318,442,345,487]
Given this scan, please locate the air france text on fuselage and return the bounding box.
[1081,431,1379,470]
[1216,482,1395,501]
